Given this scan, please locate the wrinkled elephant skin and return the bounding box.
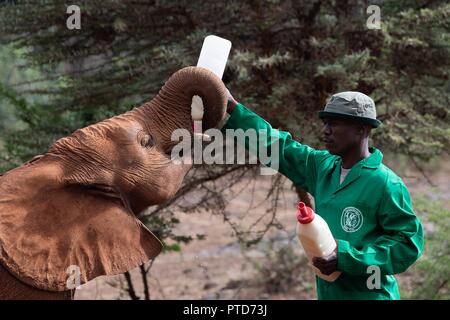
[0,66,227,299]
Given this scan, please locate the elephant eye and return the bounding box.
[140,134,155,148]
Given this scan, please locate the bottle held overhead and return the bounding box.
[196,35,232,79]
[191,35,232,141]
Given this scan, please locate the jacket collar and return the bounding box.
[361,147,383,169]
[333,147,382,193]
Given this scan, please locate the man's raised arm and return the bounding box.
[221,93,330,195]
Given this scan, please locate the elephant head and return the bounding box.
[0,66,227,293]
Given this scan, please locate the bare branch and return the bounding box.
[139,264,150,300]
[410,156,436,187]
[123,271,140,300]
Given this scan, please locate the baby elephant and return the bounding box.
[0,66,227,299]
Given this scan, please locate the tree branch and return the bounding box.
[123,271,140,300]
[410,155,436,187]
[139,264,150,300]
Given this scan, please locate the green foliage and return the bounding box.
[403,193,450,299]
[1,1,448,161]
[0,81,87,171]
[0,47,21,133]
[0,0,448,269]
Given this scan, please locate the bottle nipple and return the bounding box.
[297,202,315,224]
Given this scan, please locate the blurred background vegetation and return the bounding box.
[0,0,448,299]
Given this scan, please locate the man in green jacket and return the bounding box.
[222,91,424,300]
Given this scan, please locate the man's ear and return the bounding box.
[0,159,162,292]
[363,125,372,138]
[355,123,370,138]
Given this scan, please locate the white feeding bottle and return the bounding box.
[296,202,341,282]
[190,35,232,141]
[197,35,232,79]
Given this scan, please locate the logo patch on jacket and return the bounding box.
[341,207,364,232]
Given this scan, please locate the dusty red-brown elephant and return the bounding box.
[0,66,227,299]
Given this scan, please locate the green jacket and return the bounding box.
[223,103,424,300]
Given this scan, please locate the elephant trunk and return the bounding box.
[48,66,228,160]
[45,66,228,188]
[136,66,228,132]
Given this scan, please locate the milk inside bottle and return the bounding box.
[296,202,341,282]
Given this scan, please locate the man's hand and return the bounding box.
[312,241,338,275]
[312,254,338,276]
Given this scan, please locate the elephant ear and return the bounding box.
[0,157,162,292]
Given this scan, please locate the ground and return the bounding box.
[75,155,450,300]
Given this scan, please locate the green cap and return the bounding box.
[318,91,381,128]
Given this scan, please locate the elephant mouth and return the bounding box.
[70,183,134,213]
[79,183,118,197]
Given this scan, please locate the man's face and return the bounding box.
[321,117,365,156]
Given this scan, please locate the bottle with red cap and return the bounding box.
[296,202,341,282]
